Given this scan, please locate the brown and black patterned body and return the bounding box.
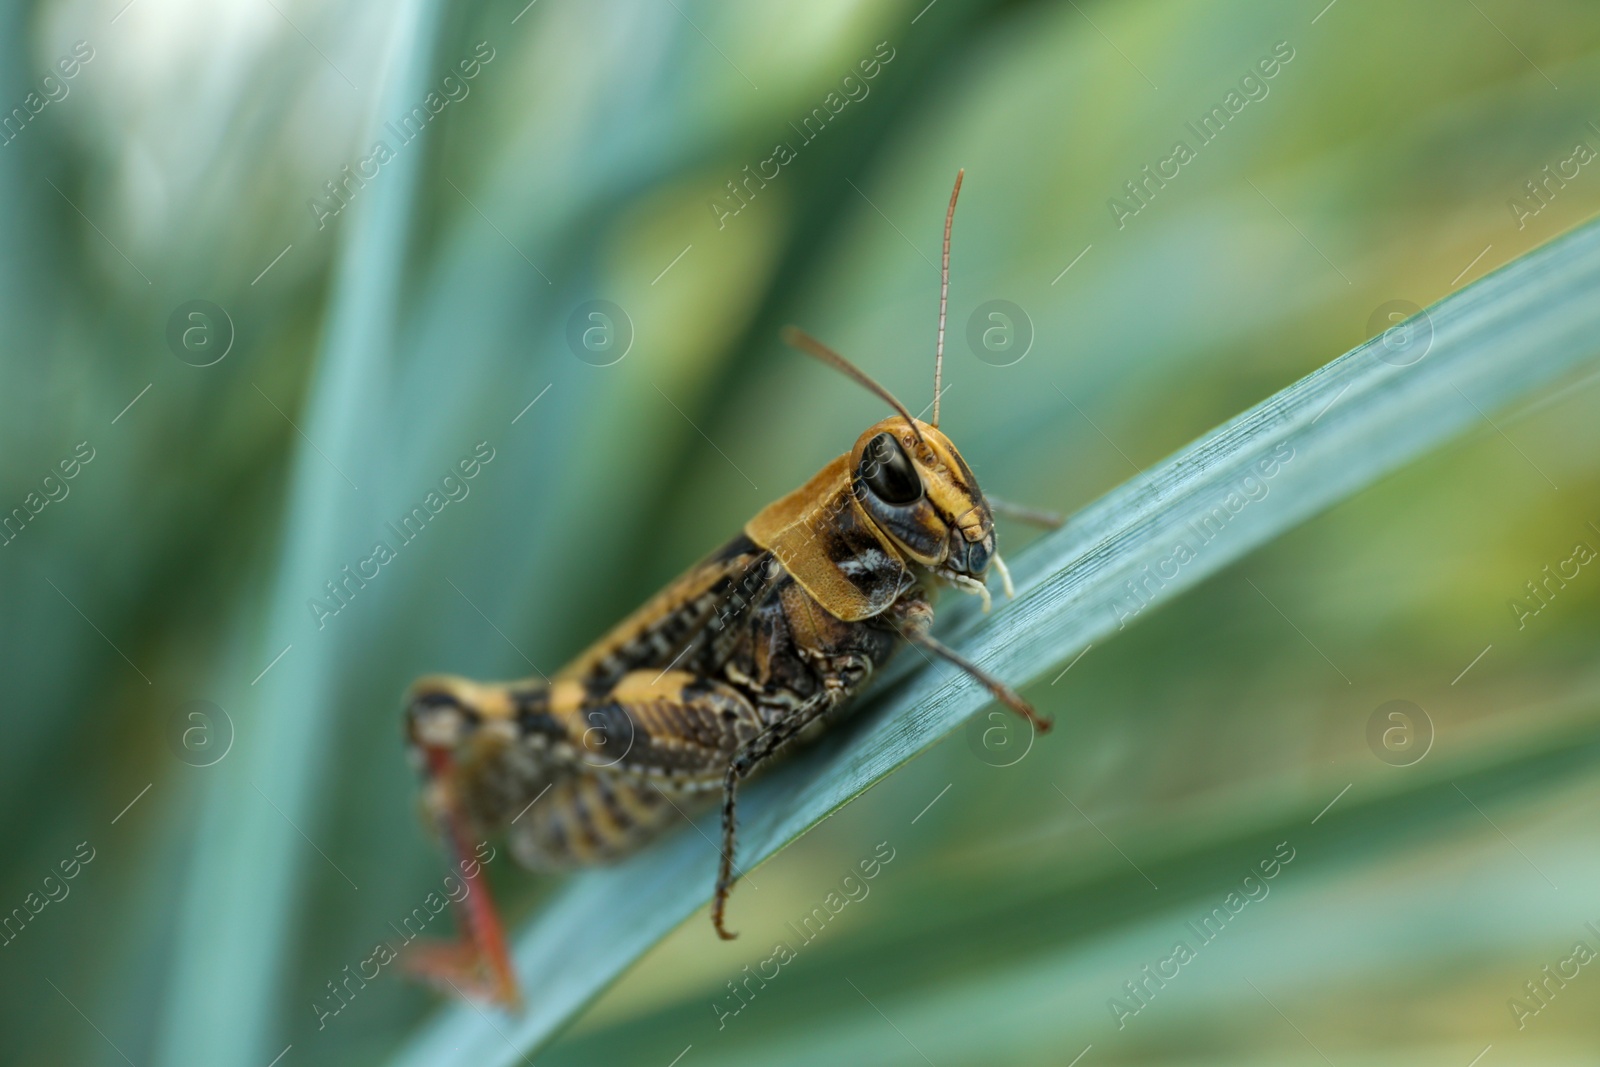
[403,407,1047,1003]
[408,530,916,872]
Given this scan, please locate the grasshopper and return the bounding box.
[404,171,1056,1005]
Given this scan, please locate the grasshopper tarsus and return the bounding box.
[713,761,743,941]
[401,938,521,1010]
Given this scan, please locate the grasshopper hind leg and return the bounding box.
[404,679,525,1007]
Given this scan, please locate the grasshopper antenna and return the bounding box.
[781,325,925,444]
[932,168,964,428]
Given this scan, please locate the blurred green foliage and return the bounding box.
[4,0,1600,1064]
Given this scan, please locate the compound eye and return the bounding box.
[858,431,922,505]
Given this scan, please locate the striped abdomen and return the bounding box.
[407,668,764,868]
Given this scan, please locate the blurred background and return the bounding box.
[4,0,1600,1064]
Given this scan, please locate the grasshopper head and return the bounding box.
[848,416,994,585]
